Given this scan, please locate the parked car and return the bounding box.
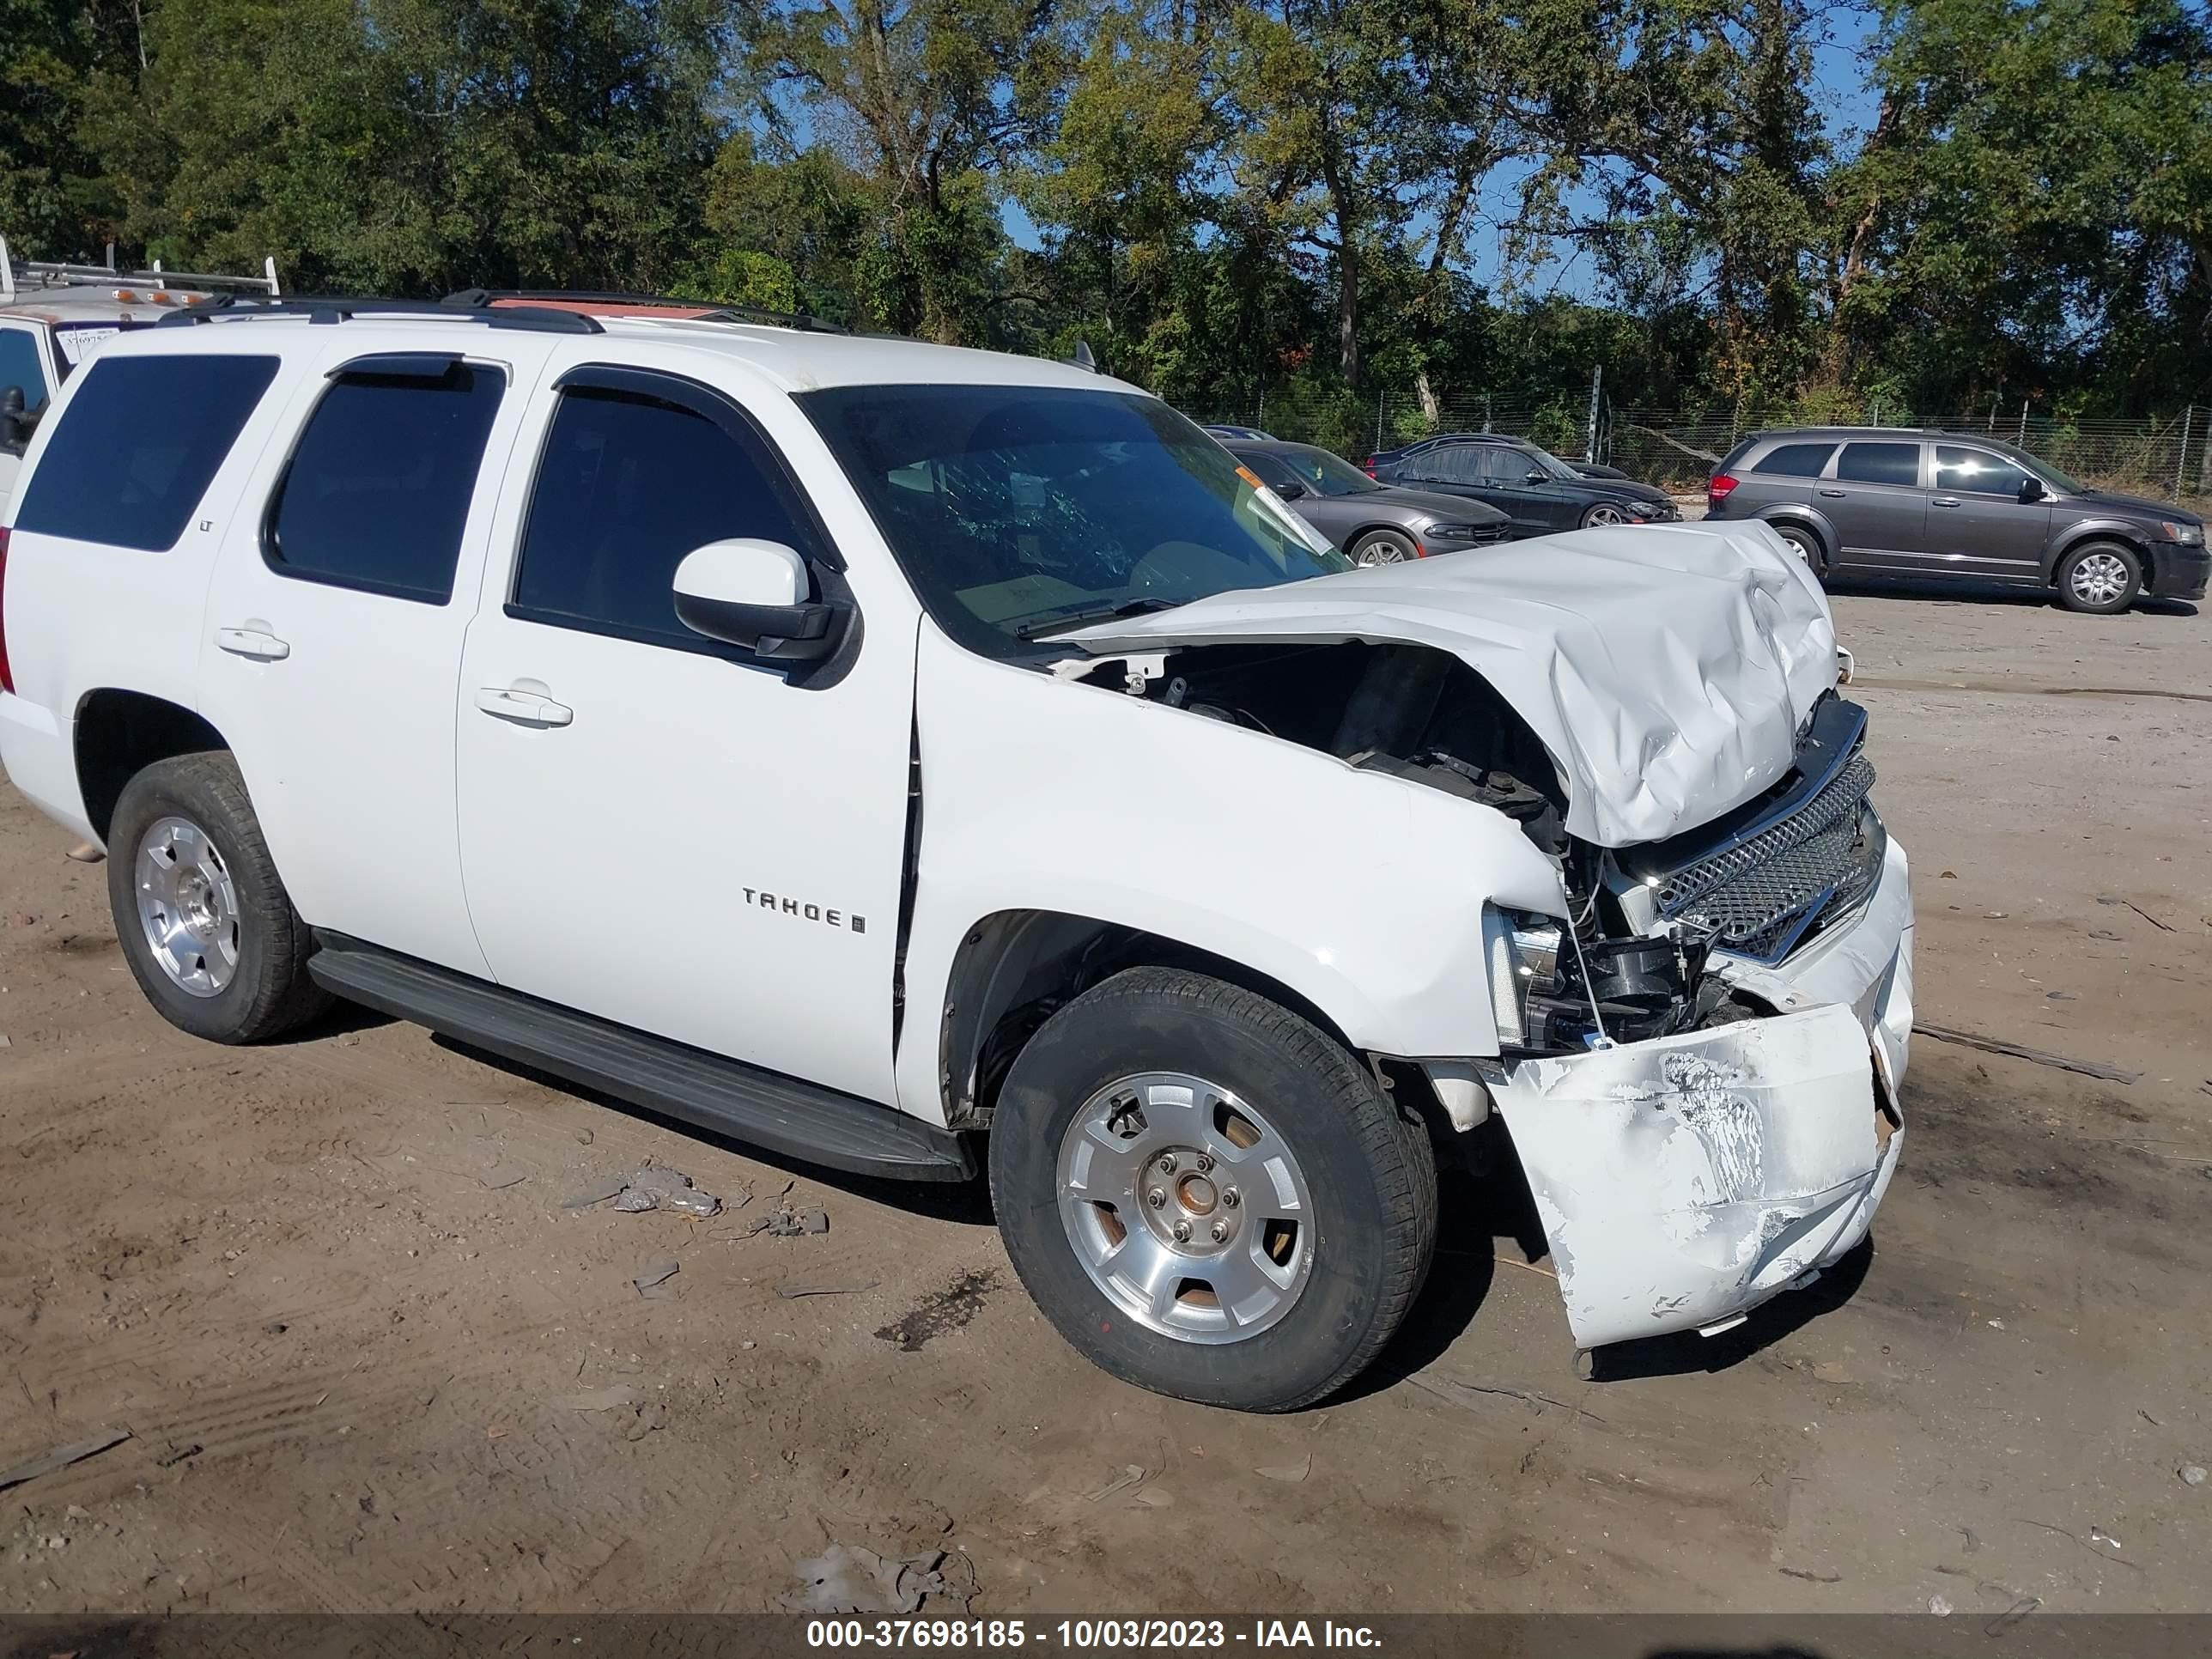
[1706,426,2209,613]
[1202,422,1273,441]
[0,237,280,505]
[1225,439,1510,562]
[0,296,1910,1409]
[1367,432,1680,536]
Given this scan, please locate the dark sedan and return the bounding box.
[1366,434,1680,536]
[1226,440,1512,564]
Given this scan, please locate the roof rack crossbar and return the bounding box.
[2,236,281,299]
[443,288,849,334]
[156,294,603,336]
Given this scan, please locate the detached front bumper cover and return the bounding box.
[1492,1002,1899,1350]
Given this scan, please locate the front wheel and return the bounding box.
[989,967,1437,1411]
[2055,542,2142,614]
[1347,528,1417,566]
[1580,502,1629,528]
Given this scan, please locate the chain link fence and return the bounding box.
[1190,386,2212,513]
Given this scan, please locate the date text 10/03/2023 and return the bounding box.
[805,1621,1383,1650]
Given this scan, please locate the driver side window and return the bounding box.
[510,381,825,647]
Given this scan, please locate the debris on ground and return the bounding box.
[1085,1464,1148,1504]
[775,1281,875,1299]
[787,1543,953,1615]
[2180,1464,2208,1486]
[566,1165,722,1217]
[1255,1452,1314,1483]
[633,1260,681,1295]
[2098,895,2176,933]
[1986,1599,2040,1635]
[875,1269,1001,1352]
[1929,1595,1954,1616]
[0,1427,132,1492]
[1912,1023,2140,1084]
[1778,1566,1842,1583]
[153,1442,203,1469]
[626,1401,668,1442]
[744,1205,830,1237]
[550,1386,637,1413]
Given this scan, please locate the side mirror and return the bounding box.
[2018,476,2045,503]
[1273,478,1308,501]
[672,539,839,662]
[0,385,26,453]
[1524,468,1548,484]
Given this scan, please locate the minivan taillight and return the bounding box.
[1707,473,1739,512]
[0,526,13,695]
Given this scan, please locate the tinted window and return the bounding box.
[1752,441,1837,477]
[1833,441,1922,487]
[1934,446,2034,498]
[1474,447,1534,483]
[513,386,819,643]
[1232,449,1298,490]
[0,326,49,414]
[805,385,1346,660]
[14,354,279,551]
[1415,446,1481,484]
[264,361,504,603]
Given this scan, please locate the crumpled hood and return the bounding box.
[1068,521,1838,848]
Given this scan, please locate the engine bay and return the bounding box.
[1064,638,1775,1054]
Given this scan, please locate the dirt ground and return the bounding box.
[3,576,2209,1618]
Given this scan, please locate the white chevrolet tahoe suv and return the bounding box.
[0,295,1913,1410]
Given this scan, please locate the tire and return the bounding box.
[106,750,331,1043]
[2055,541,2142,614]
[988,966,1437,1411]
[1580,502,1629,528]
[1771,523,1829,580]
[1347,528,1417,566]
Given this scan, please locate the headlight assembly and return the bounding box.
[2157,520,2204,545]
[1481,905,1565,1047]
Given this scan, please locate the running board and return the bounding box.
[307,937,974,1182]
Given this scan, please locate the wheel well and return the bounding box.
[937,909,1363,1131]
[73,690,228,843]
[1346,523,1416,550]
[2051,529,2148,584]
[1761,512,1830,557]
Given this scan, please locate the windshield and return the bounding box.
[1517,444,1583,482]
[1995,442,2087,495]
[803,386,1351,659]
[1273,442,1382,497]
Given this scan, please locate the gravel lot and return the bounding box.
[2,575,2208,1615]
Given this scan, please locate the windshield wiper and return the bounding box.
[1015,596,1183,640]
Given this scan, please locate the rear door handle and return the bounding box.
[1932,496,1961,507]
[1817,488,1846,498]
[474,687,574,728]
[215,627,290,661]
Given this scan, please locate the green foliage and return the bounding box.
[5,0,2201,424]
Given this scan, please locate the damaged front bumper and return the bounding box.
[1490,836,1912,1351]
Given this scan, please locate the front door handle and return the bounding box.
[1932,495,1961,507]
[1817,488,1846,498]
[215,627,290,661]
[474,687,574,728]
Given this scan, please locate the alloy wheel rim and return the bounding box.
[1586,505,1626,526]
[2071,552,2129,605]
[1055,1072,1315,1344]
[135,815,240,998]
[1358,538,1408,565]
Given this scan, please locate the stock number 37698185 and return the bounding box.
[805,1620,1231,1648]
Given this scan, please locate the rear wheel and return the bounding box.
[2055,541,2141,614]
[1348,528,1417,566]
[1772,523,1829,580]
[989,967,1437,1411]
[106,752,330,1043]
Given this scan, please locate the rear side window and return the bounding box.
[264,358,506,604]
[1833,441,1922,487]
[14,354,279,551]
[0,326,50,413]
[511,385,820,645]
[1751,441,1837,477]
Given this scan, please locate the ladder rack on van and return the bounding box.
[1,236,281,302]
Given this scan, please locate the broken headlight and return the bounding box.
[1481,905,1564,1047]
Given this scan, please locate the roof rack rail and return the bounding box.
[2,235,281,302]
[442,288,849,334]
[155,293,603,335]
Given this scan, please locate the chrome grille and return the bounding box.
[1655,751,1884,963]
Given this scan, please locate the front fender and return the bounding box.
[894,625,1567,1124]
